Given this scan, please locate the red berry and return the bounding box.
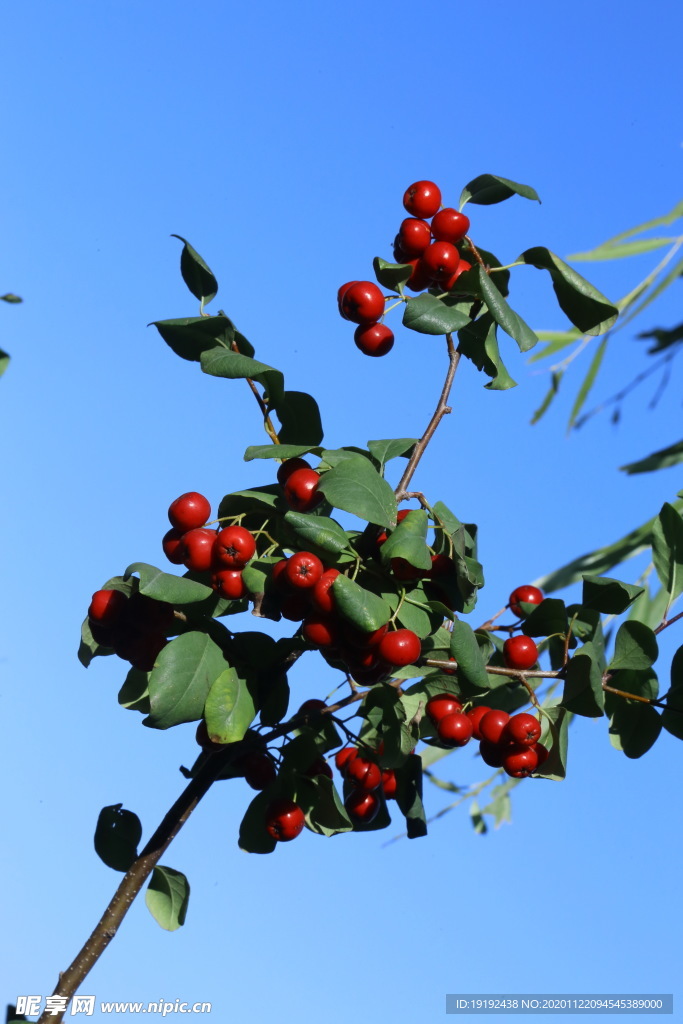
[354,322,394,357]
[479,709,511,745]
[168,492,211,532]
[285,551,324,589]
[426,693,463,724]
[240,752,277,791]
[437,712,473,747]
[479,739,509,768]
[335,747,358,773]
[298,698,327,716]
[430,553,455,578]
[346,756,382,792]
[440,259,472,292]
[302,614,338,647]
[391,557,424,581]
[503,712,542,748]
[265,799,305,842]
[339,281,385,325]
[377,629,421,668]
[277,458,311,486]
[181,528,217,572]
[381,768,398,799]
[430,208,470,244]
[312,568,340,614]
[283,468,322,512]
[337,280,359,315]
[162,528,186,565]
[405,258,432,292]
[214,525,256,569]
[270,559,289,589]
[403,180,442,219]
[420,241,460,283]
[533,741,550,767]
[509,585,544,618]
[345,788,380,824]
[397,217,432,257]
[211,569,247,600]
[304,756,333,779]
[343,622,388,650]
[503,635,539,671]
[466,705,492,741]
[279,591,311,621]
[503,746,539,778]
[88,589,127,626]
[195,721,225,750]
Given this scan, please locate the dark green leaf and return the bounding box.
[520,598,568,638]
[569,337,608,429]
[145,632,227,730]
[535,702,570,780]
[620,440,683,475]
[581,576,645,614]
[402,293,471,335]
[608,621,658,672]
[638,322,683,355]
[396,584,445,637]
[331,575,391,632]
[457,313,517,390]
[605,669,661,758]
[124,562,212,605]
[94,804,142,872]
[628,581,670,631]
[284,511,352,555]
[651,502,683,604]
[379,510,432,571]
[317,453,397,528]
[372,256,413,292]
[571,238,678,261]
[204,667,257,744]
[476,267,538,352]
[171,234,217,307]
[145,865,190,930]
[519,247,618,335]
[243,443,322,462]
[449,620,490,691]
[118,667,150,714]
[367,437,417,468]
[459,173,540,208]
[562,642,605,716]
[151,315,247,362]
[238,790,278,854]
[394,754,427,838]
[217,485,282,518]
[0,293,22,303]
[200,348,284,406]
[305,775,353,836]
[275,390,324,446]
[661,646,683,740]
[0,349,9,377]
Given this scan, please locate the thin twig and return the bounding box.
[230,340,280,444]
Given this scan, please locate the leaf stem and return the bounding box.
[230,340,280,444]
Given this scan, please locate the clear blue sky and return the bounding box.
[1,1,682,1022]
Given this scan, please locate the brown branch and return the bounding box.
[395,334,461,501]
[423,658,560,680]
[654,608,683,635]
[230,340,280,444]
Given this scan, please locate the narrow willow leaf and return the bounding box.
[171,235,217,307]
[530,370,562,424]
[527,329,582,363]
[476,268,538,352]
[317,453,397,528]
[145,632,227,729]
[568,238,678,261]
[619,253,683,330]
[568,337,607,429]
[520,247,619,335]
[403,293,471,335]
[568,199,683,253]
[0,349,9,377]
[200,348,285,407]
[145,866,190,931]
[638,322,683,354]
[274,390,324,445]
[94,804,142,872]
[621,440,683,476]
[608,621,658,671]
[459,173,540,208]
[651,502,683,604]
[1,292,22,302]
[372,256,413,292]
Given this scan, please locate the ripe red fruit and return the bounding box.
[397,217,432,257]
[533,741,550,767]
[265,799,305,842]
[503,746,539,778]
[466,705,492,741]
[345,788,380,824]
[88,589,127,626]
[312,568,340,614]
[391,557,424,581]
[354,322,394,357]
[440,259,473,292]
[214,525,256,569]
[343,622,388,650]
[304,756,333,779]
[337,280,359,316]
[430,207,470,244]
[405,258,432,292]
[339,281,385,325]
[240,752,277,791]
[302,614,338,647]
[377,628,421,668]
[430,553,455,578]
[277,457,311,486]
[503,635,539,671]
[403,180,442,219]
[426,693,463,724]
[283,468,322,512]
[479,709,511,745]
[211,569,247,600]
[168,492,211,532]
[480,740,508,768]
[420,241,460,283]
[381,768,398,799]
[270,558,289,589]
[162,528,186,565]
[335,747,358,773]
[509,585,544,617]
[298,698,327,716]
[346,756,382,792]
[503,712,542,748]
[279,591,311,621]
[181,528,217,572]
[437,712,473,747]
[285,551,324,589]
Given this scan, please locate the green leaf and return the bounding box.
[317,453,397,528]
[459,173,540,208]
[457,313,517,390]
[518,248,619,335]
[367,437,417,469]
[372,256,413,292]
[661,646,683,740]
[527,328,582,363]
[0,349,9,377]
[570,199,683,253]
[535,701,570,780]
[530,370,562,424]
[145,865,190,930]
[94,804,142,872]
[619,253,683,330]
[521,598,568,638]
[379,510,432,571]
[171,235,217,308]
[275,390,324,446]
[200,347,284,406]
[569,337,608,429]
[0,292,22,303]
[402,293,471,335]
[651,502,683,604]
[581,576,645,614]
[331,575,391,632]
[284,510,352,555]
[476,266,538,352]
[305,775,353,836]
[562,642,605,717]
[449,620,490,691]
[244,443,322,462]
[605,670,661,758]
[608,621,658,672]
[396,585,445,637]
[145,632,228,730]
[217,485,282,518]
[118,667,151,714]
[124,562,212,605]
[204,667,257,744]
[151,314,249,362]
[394,754,427,839]
[238,790,278,854]
[568,238,678,261]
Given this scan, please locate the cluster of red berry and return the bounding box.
[335,743,397,825]
[337,179,473,357]
[87,588,173,671]
[503,584,544,670]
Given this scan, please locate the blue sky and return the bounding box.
[1,1,682,1022]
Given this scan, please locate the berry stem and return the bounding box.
[229,339,280,444]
